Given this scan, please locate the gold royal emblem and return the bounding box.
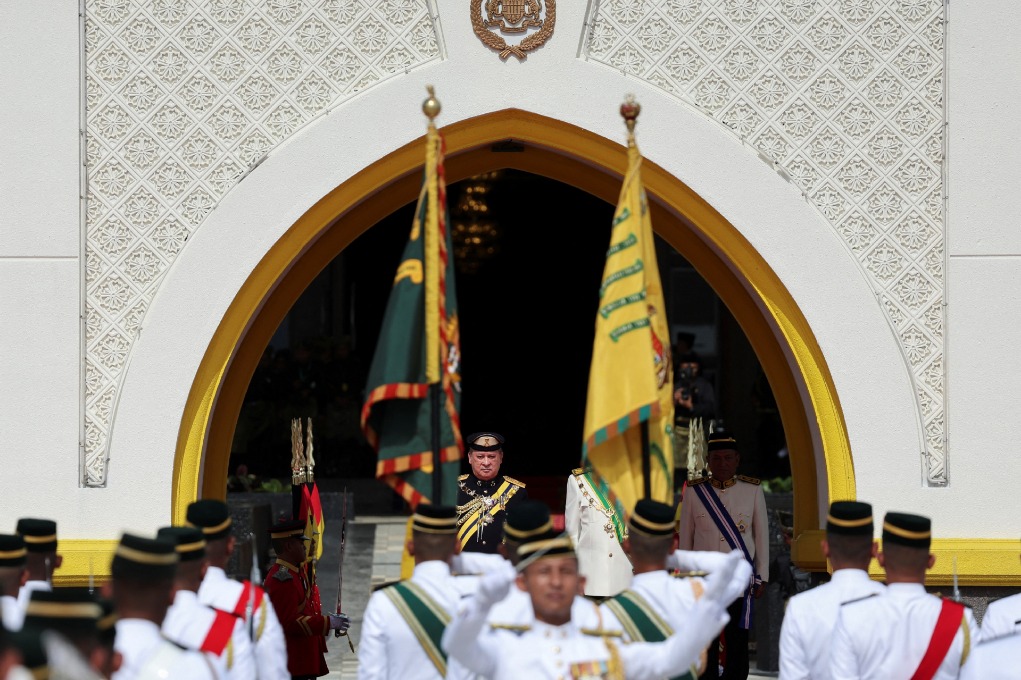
[471,0,556,61]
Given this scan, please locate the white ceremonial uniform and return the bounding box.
[198,565,288,680]
[778,569,885,680]
[359,560,470,680]
[830,583,979,680]
[979,592,1021,640]
[960,631,1021,680]
[113,618,218,680]
[451,551,506,575]
[1,594,23,631]
[565,470,633,597]
[678,477,769,579]
[163,589,256,680]
[665,548,733,574]
[16,580,49,617]
[443,582,730,680]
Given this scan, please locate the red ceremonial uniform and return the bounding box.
[264,558,329,678]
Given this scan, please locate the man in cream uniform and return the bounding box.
[778,501,885,679]
[830,512,979,680]
[678,432,767,680]
[565,467,633,598]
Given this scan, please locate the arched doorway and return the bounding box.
[172,110,855,569]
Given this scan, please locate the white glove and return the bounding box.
[329,613,351,633]
[477,559,517,606]
[702,550,744,605]
[666,549,731,573]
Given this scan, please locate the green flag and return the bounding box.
[361,122,462,507]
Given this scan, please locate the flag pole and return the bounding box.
[424,86,443,505]
[621,95,653,499]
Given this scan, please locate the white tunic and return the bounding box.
[565,472,633,597]
[197,565,288,680]
[16,580,49,617]
[678,478,769,579]
[830,583,979,680]
[979,592,1021,640]
[443,585,729,680]
[113,618,217,680]
[778,569,885,680]
[1,594,23,631]
[359,560,470,680]
[960,631,1021,680]
[162,589,256,680]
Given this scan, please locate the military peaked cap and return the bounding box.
[411,505,458,535]
[16,518,57,553]
[156,526,206,562]
[707,432,739,453]
[186,499,233,540]
[0,534,27,568]
[24,589,102,634]
[883,512,931,549]
[504,500,552,542]
[111,533,178,579]
[467,432,505,452]
[630,499,676,537]
[827,501,874,536]
[269,519,308,540]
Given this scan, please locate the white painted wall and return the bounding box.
[945,0,1021,539]
[2,0,1019,543]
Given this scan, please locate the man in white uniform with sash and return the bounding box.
[566,467,633,598]
[830,512,978,679]
[359,505,466,680]
[778,501,885,679]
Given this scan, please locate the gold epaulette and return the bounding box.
[572,467,586,476]
[489,623,531,633]
[737,475,761,485]
[504,476,526,488]
[458,474,469,481]
[688,477,709,486]
[581,627,624,638]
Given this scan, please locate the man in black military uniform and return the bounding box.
[456,432,527,553]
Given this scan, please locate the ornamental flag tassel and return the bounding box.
[581,95,675,534]
[360,86,463,508]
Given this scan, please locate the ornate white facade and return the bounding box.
[2,0,1020,583]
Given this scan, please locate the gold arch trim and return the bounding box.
[171,109,851,560]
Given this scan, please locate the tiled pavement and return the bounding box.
[317,516,776,679]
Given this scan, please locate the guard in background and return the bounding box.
[158,526,255,680]
[565,466,632,598]
[264,519,348,680]
[22,589,106,679]
[677,432,768,680]
[0,535,27,631]
[359,505,466,680]
[778,501,885,679]
[977,542,1021,641]
[188,499,288,680]
[109,533,217,679]
[15,519,60,615]
[456,432,527,553]
[830,512,978,679]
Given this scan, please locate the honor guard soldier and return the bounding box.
[0,535,27,631]
[15,519,60,617]
[264,519,348,680]
[188,499,288,680]
[566,467,633,598]
[977,542,1021,641]
[831,512,979,680]
[359,505,469,680]
[456,433,527,553]
[960,629,1021,680]
[157,527,256,680]
[778,501,885,680]
[443,523,749,680]
[601,499,753,680]
[677,432,767,680]
[109,533,218,680]
[22,589,105,679]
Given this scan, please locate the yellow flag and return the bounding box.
[582,139,674,536]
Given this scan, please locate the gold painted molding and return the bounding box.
[52,540,117,587]
[172,109,854,557]
[794,530,1021,586]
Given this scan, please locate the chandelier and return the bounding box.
[451,172,501,275]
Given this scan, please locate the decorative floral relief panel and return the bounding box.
[84,0,441,486]
[583,0,947,484]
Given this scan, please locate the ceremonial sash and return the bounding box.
[691,483,759,629]
[230,580,268,641]
[910,600,968,680]
[457,479,518,547]
[200,609,237,656]
[383,581,450,676]
[604,590,695,680]
[581,471,628,543]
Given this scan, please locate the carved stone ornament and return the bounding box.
[471,0,555,60]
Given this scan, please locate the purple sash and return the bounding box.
[691,482,760,629]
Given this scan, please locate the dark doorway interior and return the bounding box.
[229,170,789,497]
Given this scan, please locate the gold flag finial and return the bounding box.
[620,94,641,146]
[423,85,441,122]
